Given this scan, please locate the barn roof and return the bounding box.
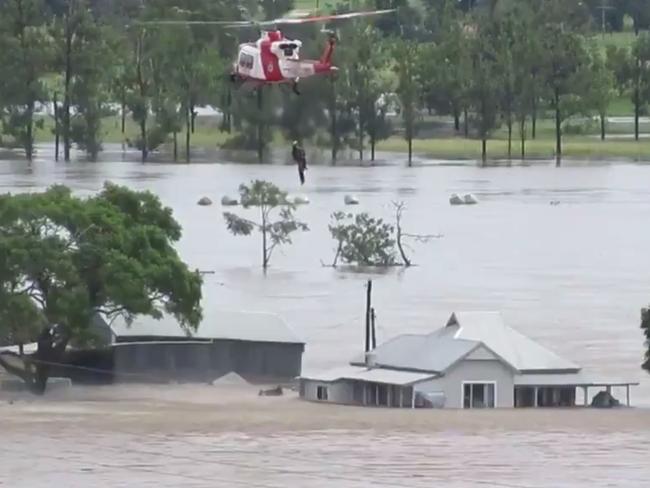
[108,308,304,345]
[349,311,579,374]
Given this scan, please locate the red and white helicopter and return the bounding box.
[141,9,395,95]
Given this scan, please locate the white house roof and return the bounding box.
[447,312,580,372]
[109,308,304,345]
[348,311,579,375]
[301,366,436,385]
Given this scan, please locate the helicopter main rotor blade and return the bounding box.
[261,8,396,26]
[133,20,253,26]
[134,9,395,29]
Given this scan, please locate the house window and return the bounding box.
[463,382,496,408]
[317,386,329,401]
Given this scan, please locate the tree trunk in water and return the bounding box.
[120,85,126,133]
[358,109,364,161]
[463,108,469,137]
[261,212,268,270]
[173,131,177,162]
[600,113,606,140]
[330,76,337,164]
[531,95,537,140]
[53,94,60,161]
[25,101,34,162]
[520,117,526,160]
[507,118,512,159]
[370,132,376,162]
[190,103,196,134]
[139,121,147,162]
[554,87,562,167]
[185,105,191,163]
[634,71,640,141]
[408,136,413,167]
[396,226,411,267]
[453,109,460,132]
[63,12,72,163]
[481,139,487,165]
[257,88,264,163]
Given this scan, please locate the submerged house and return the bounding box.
[299,312,637,409]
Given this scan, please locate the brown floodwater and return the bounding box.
[1,384,650,487]
[1,145,650,486]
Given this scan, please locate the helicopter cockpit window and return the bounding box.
[278,43,298,57]
[239,53,254,69]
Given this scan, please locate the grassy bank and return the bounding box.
[377,136,650,161]
[22,113,650,162]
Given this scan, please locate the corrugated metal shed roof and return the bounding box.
[447,311,580,372]
[300,366,436,385]
[109,308,303,345]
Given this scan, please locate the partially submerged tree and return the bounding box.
[328,203,441,268]
[328,212,396,267]
[0,183,203,393]
[392,201,442,267]
[223,180,309,269]
[642,307,650,373]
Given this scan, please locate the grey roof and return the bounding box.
[109,308,303,345]
[350,327,479,373]
[349,311,579,374]
[301,366,436,385]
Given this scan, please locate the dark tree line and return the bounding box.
[1,0,650,165]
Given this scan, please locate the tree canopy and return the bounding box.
[0,182,202,392]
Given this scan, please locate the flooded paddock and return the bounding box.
[1,385,650,488]
[2,147,650,486]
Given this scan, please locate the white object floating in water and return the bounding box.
[220,195,239,206]
[197,196,213,206]
[289,195,310,205]
[463,193,478,205]
[344,195,359,205]
[449,193,464,205]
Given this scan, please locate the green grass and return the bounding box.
[377,135,650,161]
[21,112,650,162]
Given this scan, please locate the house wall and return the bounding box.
[300,379,355,404]
[113,340,304,384]
[416,359,515,408]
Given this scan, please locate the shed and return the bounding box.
[95,307,304,385]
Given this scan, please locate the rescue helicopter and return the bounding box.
[138,9,396,95]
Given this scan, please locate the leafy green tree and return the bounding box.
[466,23,502,164]
[393,39,421,165]
[0,0,52,161]
[586,49,616,140]
[540,24,591,166]
[0,183,203,393]
[420,0,471,133]
[223,180,309,269]
[328,211,396,266]
[51,2,117,160]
